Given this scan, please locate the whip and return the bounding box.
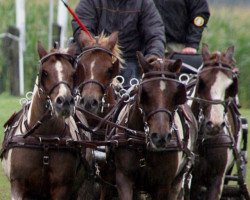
[60,0,93,40]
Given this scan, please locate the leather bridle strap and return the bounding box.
[76,79,106,94]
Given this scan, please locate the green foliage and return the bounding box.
[0,94,22,199]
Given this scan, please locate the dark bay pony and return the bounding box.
[74,31,123,199]
[113,52,198,200]
[190,44,248,200]
[1,43,87,200]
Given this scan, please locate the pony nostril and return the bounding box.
[221,122,226,128]
[91,99,99,108]
[166,133,172,142]
[56,96,64,105]
[68,96,75,106]
[79,98,85,106]
[206,121,213,130]
[151,132,158,141]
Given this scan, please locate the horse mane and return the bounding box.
[97,32,124,65]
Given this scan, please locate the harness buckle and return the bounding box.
[139,158,146,168]
[95,163,100,176]
[43,155,49,165]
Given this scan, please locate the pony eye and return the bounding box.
[42,70,48,77]
[106,67,113,78]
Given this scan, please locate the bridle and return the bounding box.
[75,46,121,111]
[38,52,76,98]
[138,69,185,141]
[189,62,238,135]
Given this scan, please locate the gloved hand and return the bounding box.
[145,54,159,64]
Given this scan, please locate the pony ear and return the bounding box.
[137,51,152,74]
[111,59,120,78]
[37,41,48,59]
[78,30,95,48]
[202,43,210,61]
[168,59,182,73]
[106,31,119,51]
[224,46,234,61]
[67,42,77,57]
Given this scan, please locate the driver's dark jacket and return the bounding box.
[153,0,210,50]
[72,0,166,59]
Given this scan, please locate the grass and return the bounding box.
[0,94,21,200]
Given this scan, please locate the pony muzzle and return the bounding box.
[55,95,75,117]
[149,132,172,149]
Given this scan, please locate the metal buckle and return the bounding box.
[43,155,49,165]
[95,163,100,176]
[139,158,146,168]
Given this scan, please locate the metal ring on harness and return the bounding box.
[179,74,190,85]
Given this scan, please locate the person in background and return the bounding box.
[71,0,166,87]
[153,0,210,54]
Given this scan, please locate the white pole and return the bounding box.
[48,0,54,48]
[57,0,68,48]
[16,0,25,95]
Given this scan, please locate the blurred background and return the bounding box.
[0,0,249,199]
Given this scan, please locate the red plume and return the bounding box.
[61,0,93,40]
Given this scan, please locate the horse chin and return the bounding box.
[54,107,73,118]
[147,142,168,152]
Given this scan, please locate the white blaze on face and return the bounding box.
[55,60,68,97]
[160,80,166,91]
[90,60,96,79]
[209,71,233,125]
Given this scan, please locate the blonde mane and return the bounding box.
[97,32,124,65]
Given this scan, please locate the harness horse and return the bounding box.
[189,44,249,200]
[1,42,89,200]
[74,31,124,200]
[112,52,198,200]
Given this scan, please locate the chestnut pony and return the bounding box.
[74,31,122,200]
[1,43,87,200]
[113,52,198,200]
[190,44,248,200]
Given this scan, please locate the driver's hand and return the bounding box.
[181,47,197,54]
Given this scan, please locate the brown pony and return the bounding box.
[1,43,87,200]
[113,52,198,200]
[74,31,123,199]
[190,44,247,200]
